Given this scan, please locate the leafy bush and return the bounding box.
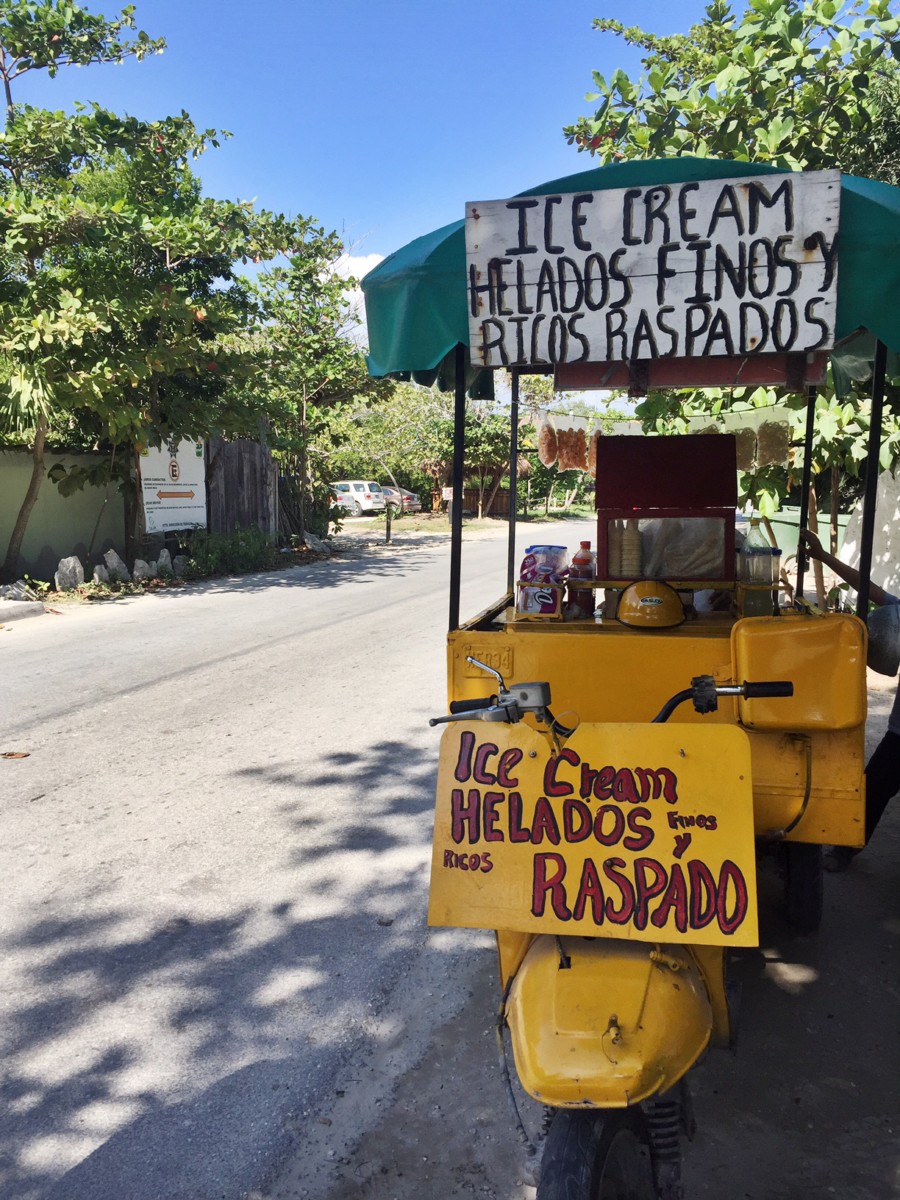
[305,494,342,538]
[181,527,278,579]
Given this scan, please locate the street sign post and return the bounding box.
[140,439,207,534]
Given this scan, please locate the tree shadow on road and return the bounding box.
[93,541,450,605]
[0,736,446,1200]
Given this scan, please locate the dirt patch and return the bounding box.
[262,943,535,1200]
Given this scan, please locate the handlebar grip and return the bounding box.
[449,696,496,714]
[743,681,794,698]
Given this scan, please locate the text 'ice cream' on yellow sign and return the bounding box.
[429,722,758,948]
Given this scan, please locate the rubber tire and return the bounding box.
[350,500,362,516]
[537,1109,655,1200]
[783,841,824,934]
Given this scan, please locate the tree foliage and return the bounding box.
[331,384,524,517]
[328,380,449,494]
[0,1,299,578]
[564,0,900,176]
[0,0,164,88]
[243,237,389,540]
[561,0,900,525]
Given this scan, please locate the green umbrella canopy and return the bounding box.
[361,156,900,390]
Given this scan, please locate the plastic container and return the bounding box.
[568,541,596,616]
[621,519,642,577]
[739,519,780,616]
[607,520,623,576]
[519,545,568,584]
[740,519,774,585]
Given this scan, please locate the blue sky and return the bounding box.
[15,0,712,268]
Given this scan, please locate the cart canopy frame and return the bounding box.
[362,158,900,628]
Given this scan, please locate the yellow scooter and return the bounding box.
[430,661,793,1200]
[358,159,893,1200]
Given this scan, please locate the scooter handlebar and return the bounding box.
[653,676,795,722]
[741,681,793,698]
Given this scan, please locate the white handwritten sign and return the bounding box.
[465,170,840,368]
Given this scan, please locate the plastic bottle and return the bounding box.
[740,518,778,615]
[568,540,596,617]
[740,519,771,581]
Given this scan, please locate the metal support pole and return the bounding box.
[448,343,466,632]
[856,338,888,619]
[795,384,817,600]
[506,371,520,594]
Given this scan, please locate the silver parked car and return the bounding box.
[381,485,423,514]
[330,480,387,515]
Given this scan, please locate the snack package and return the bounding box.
[516,584,563,617]
[587,432,599,479]
[557,427,588,472]
[757,420,790,467]
[735,427,757,472]
[519,545,568,584]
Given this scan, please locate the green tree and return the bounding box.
[330,385,520,518]
[564,0,900,175]
[0,0,163,93]
[247,236,389,542]
[561,0,900,535]
[0,1,294,579]
[461,408,512,518]
[328,380,449,500]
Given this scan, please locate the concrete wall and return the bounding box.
[841,469,900,596]
[0,450,126,582]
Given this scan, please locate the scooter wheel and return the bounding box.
[537,1108,655,1200]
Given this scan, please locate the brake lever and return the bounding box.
[429,681,561,732]
[429,701,520,727]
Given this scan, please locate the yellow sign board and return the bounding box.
[428,722,758,947]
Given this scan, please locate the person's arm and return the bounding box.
[798,530,892,607]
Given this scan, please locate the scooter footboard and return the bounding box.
[505,935,713,1108]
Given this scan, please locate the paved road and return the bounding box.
[0,519,591,1200]
[3,519,898,1199]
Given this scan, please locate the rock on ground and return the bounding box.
[0,580,39,601]
[54,556,84,591]
[103,549,130,582]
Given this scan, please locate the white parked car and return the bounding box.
[330,480,387,515]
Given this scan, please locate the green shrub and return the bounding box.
[181,527,278,579]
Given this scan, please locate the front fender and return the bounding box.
[505,935,712,1108]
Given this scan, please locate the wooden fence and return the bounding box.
[206,437,277,537]
[471,487,510,516]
